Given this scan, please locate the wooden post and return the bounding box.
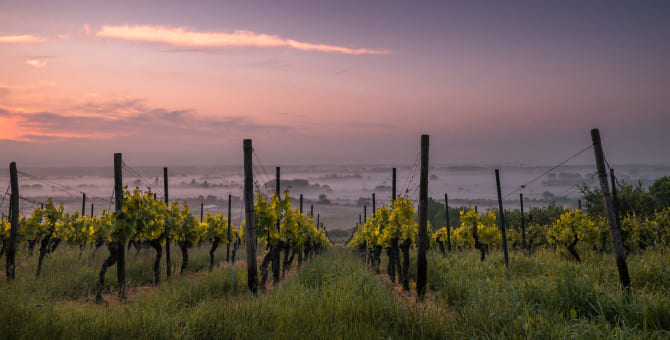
[578,199,582,210]
[114,153,126,299]
[298,193,303,267]
[6,162,19,280]
[82,193,86,216]
[91,203,94,217]
[389,168,400,281]
[243,139,258,294]
[270,167,284,285]
[445,193,451,252]
[164,167,171,278]
[227,194,231,263]
[591,128,630,289]
[359,214,362,225]
[520,193,526,254]
[364,205,367,223]
[610,168,621,230]
[275,167,280,232]
[417,134,429,298]
[495,169,509,269]
[392,168,397,201]
[317,214,320,229]
[200,202,204,223]
[272,167,281,284]
[310,205,314,218]
[372,193,376,217]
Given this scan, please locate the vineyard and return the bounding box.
[1,132,670,338]
[0,187,330,300]
[350,197,670,267]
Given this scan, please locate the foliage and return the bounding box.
[649,176,670,209]
[347,196,416,249]
[253,190,330,250]
[547,210,599,247]
[254,192,280,245]
[432,226,449,244]
[166,203,199,246]
[2,188,241,253]
[426,198,461,234]
[581,176,670,219]
[55,212,92,246]
[200,212,229,244]
[452,205,499,248]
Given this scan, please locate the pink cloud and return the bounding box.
[0,34,47,44]
[25,59,47,68]
[96,24,390,55]
[0,98,293,143]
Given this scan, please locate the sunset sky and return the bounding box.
[1,1,669,167]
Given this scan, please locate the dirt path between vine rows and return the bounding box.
[375,271,453,322]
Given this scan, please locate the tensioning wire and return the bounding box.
[402,151,421,196]
[17,170,80,197]
[121,161,163,197]
[504,144,593,198]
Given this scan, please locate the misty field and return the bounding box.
[1,245,669,339]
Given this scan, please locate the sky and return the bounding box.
[1,0,669,167]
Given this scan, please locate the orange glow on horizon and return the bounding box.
[0,106,125,141]
[0,117,30,141]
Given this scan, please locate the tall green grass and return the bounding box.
[0,243,247,339]
[1,243,245,299]
[427,248,670,338]
[1,248,450,339]
[1,245,669,339]
[186,250,450,339]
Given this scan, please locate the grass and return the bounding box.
[1,246,448,339]
[425,248,670,338]
[2,242,244,300]
[186,252,450,339]
[1,244,670,339]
